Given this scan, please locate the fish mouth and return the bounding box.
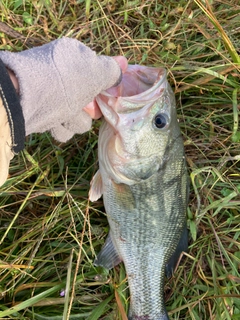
[96,65,167,127]
[106,65,166,98]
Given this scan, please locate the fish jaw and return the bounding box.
[106,64,167,99]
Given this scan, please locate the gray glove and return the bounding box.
[0,37,121,142]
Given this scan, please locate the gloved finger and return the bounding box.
[61,110,93,139]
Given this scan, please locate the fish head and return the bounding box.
[96,65,182,184]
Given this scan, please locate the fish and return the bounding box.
[89,65,189,320]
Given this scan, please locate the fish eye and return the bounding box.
[153,113,169,129]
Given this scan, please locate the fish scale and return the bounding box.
[107,150,185,316]
[89,65,188,319]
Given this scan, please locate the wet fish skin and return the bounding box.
[89,65,188,319]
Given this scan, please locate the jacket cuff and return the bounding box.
[0,58,25,153]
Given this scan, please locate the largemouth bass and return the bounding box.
[89,65,188,320]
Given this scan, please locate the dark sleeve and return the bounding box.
[0,58,25,153]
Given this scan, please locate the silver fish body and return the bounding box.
[89,65,188,320]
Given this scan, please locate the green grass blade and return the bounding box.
[87,294,114,320]
[0,284,64,317]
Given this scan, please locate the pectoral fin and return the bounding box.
[89,170,103,202]
[165,225,188,278]
[94,233,122,269]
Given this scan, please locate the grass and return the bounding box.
[0,0,240,319]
